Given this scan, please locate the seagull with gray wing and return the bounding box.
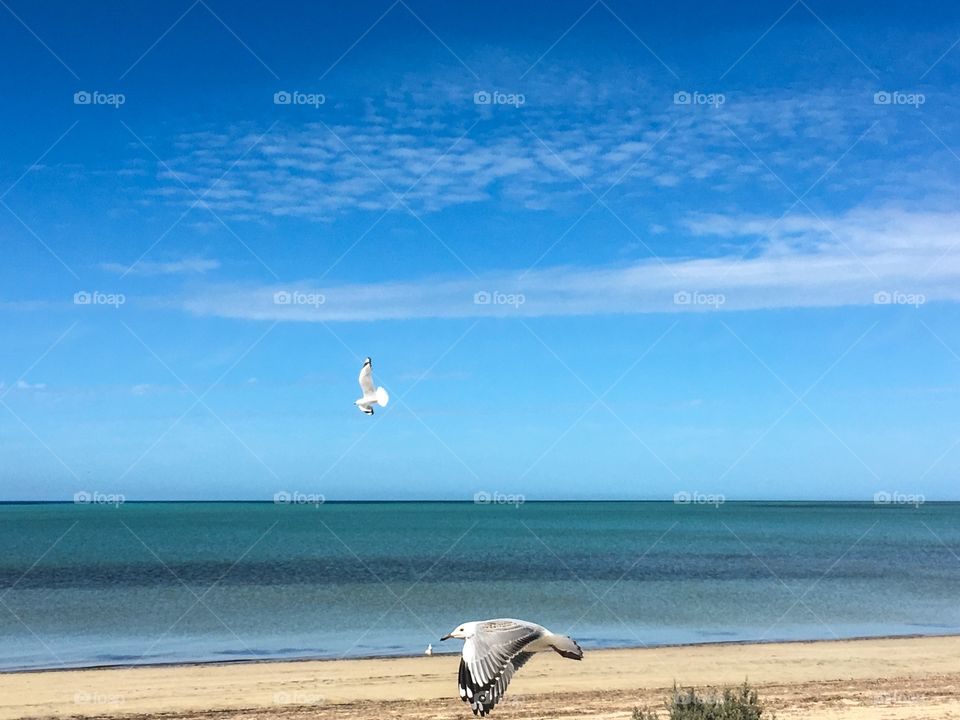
[441,618,583,716]
[354,357,389,415]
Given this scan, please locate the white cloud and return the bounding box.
[178,206,960,321]
[100,258,220,275]
[151,80,934,222]
[15,380,47,390]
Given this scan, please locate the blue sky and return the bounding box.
[2,0,959,500]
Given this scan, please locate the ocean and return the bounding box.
[1,501,958,671]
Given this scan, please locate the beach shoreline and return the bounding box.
[4,630,960,675]
[3,634,960,720]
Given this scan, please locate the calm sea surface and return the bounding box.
[1,501,958,671]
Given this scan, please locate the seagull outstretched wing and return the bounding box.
[358,358,375,398]
[459,620,543,716]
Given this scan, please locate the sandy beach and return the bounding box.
[3,635,960,720]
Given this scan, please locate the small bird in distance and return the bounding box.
[354,357,389,415]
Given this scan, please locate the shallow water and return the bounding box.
[1,501,958,671]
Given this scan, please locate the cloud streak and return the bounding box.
[100,258,221,276]
[151,80,940,222]
[179,207,960,321]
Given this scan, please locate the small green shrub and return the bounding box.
[632,682,771,720]
[633,709,660,720]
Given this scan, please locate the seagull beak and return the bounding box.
[440,634,452,641]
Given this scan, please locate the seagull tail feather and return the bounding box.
[376,386,390,407]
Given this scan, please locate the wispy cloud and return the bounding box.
[149,78,943,222]
[100,258,220,275]
[178,206,960,321]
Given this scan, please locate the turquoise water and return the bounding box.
[1,501,959,671]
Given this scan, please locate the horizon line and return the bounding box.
[1,498,953,505]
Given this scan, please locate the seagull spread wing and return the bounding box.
[459,620,542,716]
[358,359,375,397]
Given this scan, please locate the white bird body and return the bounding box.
[441,618,582,716]
[354,357,389,415]
[425,643,433,656]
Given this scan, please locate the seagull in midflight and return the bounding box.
[441,618,583,716]
[354,357,389,415]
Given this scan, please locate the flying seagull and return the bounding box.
[354,357,389,415]
[441,618,582,716]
